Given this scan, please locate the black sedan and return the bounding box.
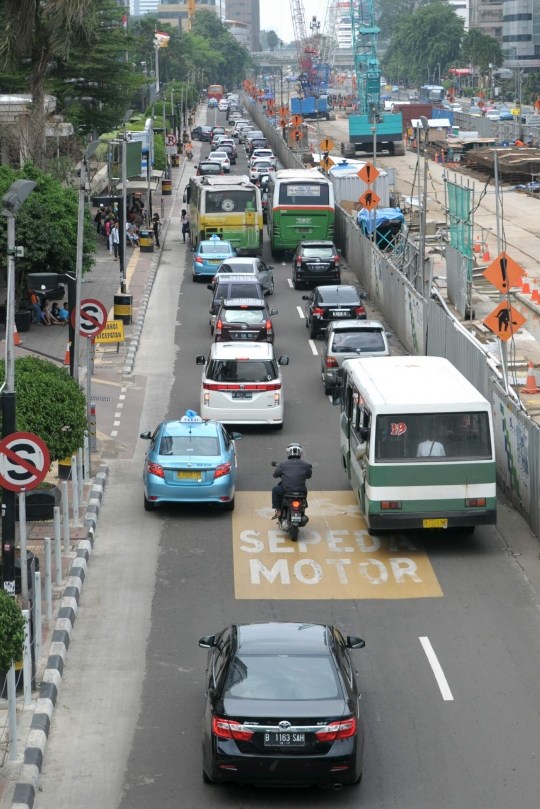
[192,125,213,142]
[303,286,367,338]
[199,622,365,788]
[293,241,341,289]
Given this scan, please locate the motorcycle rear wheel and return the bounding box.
[290,526,299,542]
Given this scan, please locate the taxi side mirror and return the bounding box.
[140,431,152,439]
[270,309,278,315]
[301,295,309,300]
[196,355,206,365]
[346,636,365,649]
[230,432,243,440]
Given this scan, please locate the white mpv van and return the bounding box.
[196,342,289,427]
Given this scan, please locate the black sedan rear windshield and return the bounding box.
[159,435,220,455]
[303,246,334,258]
[224,655,341,700]
[319,287,359,304]
[332,330,385,352]
[207,360,277,382]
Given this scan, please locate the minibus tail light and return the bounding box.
[466,498,486,507]
[381,501,401,510]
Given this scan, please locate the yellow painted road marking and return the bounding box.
[233,491,443,600]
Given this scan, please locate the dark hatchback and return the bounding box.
[214,299,278,343]
[199,622,365,788]
[293,241,341,289]
[196,160,223,177]
[192,125,213,142]
[303,285,366,338]
[246,137,268,156]
[209,275,265,332]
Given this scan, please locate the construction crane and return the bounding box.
[288,0,332,96]
[343,0,405,157]
[319,0,339,71]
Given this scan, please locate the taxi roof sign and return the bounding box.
[180,410,203,423]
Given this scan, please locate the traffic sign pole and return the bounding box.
[1,392,16,596]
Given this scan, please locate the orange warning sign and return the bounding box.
[291,114,303,126]
[319,137,335,152]
[278,118,288,128]
[483,252,524,293]
[357,163,380,185]
[279,106,288,116]
[358,189,381,211]
[483,302,526,342]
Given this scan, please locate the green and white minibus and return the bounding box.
[267,169,335,257]
[333,356,496,533]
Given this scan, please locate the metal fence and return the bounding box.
[245,98,305,171]
[452,111,540,143]
[446,243,470,317]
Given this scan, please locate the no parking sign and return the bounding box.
[0,432,50,492]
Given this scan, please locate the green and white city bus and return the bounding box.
[333,356,496,533]
[267,169,335,257]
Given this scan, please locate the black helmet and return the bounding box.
[287,443,303,459]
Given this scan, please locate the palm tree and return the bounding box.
[0,0,96,165]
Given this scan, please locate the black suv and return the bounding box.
[302,285,366,338]
[192,125,213,142]
[292,241,341,288]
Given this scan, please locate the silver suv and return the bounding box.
[320,320,390,394]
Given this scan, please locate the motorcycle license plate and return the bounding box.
[264,732,305,747]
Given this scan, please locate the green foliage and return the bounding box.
[266,31,279,51]
[190,10,251,88]
[381,2,464,85]
[523,73,540,105]
[0,591,25,673]
[153,133,166,172]
[0,163,96,302]
[461,29,502,73]
[377,0,436,41]
[0,357,87,463]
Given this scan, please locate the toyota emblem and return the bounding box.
[241,323,247,330]
[278,720,291,730]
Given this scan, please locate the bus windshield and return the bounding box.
[374,412,492,462]
[206,190,257,214]
[279,183,330,206]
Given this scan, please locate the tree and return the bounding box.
[377,0,436,41]
[461,29,502,74]
[0,0,96,166]
[267,31,279,51]
[382,2,464,85]
[0,163,96,302]
[0,357,87,462]
[0,591,25,673]
[190,10,251,88]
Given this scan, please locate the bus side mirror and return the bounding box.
[332,386,342,405]
[359,427,369,440]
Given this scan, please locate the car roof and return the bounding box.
[215,274,260,283]
[236,622,331,655]
[329,319,384,331]
[300,240,335,247]
[219,258,256,266]
[209,342,275,359]
[221,298,266,307]
[199,240,234,250]
[317,284,358,294]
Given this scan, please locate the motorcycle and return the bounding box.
[186,149,193,161]
[271,461,310,542]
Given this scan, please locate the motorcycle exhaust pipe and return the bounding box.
[333,783,343,792]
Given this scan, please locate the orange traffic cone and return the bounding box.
[14,323,21,346]
[522,278,531,294]
[474,234,481,253]
[482,244,490,262]
[521,362,540,394]
[532,281,540,302]
[63,341,71,366]
[515,275,523,289]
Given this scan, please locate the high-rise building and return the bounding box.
[225,0,260,50]
[132,0,159,14]
[336,4,352,50]
[225,19,252,48]
[132,0,225,23]
[469,0,503,43]
[449,0,470,29]
[502,0,540,70]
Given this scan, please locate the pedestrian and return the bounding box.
[58,302,69,324]
[111,221,120,259]
[152,212,161,248]
[105,217,112,252]
[94,207,103,236]
[180,208,190,243]
[40,299,61,326]
[28,288,42,323]
[140,205,147,225]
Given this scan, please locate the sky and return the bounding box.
[260,0,330,44]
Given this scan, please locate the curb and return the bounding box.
[122,164,185,376]
[10,463,109,809]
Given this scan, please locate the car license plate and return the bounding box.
[232,391,252,399]
[234,333,256,339]
[423,518,448,529]
[177,471,201,480]
[331,311,348,317]
[264,732,306,747]
[209,260,221,264]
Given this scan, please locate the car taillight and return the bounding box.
[355,306,365,316]
[297,256,302,265]
[381,501,402,510]
[214,462,231,480]
[215,319,222,335]
[266,319,273,334]
[315,717,356,742]
[326,357,339,368]
[313,307,324,316]
[147,462,164,479]
[466,498,486,507]
[212,716,254,741]
[334,255,340,263]
[194,256,203,264]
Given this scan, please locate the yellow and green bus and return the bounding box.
[186,175,263,256]
[333,356,496,534]
[267,169,335,258]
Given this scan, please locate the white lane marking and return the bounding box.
[296,306,304,319]
[282,261,286,266]
[288,278,293,288]
[114,421,121,427]
[117,403,123,409]
[308,339,318,356]
[111,431,118,437]
[119,395,126,400]
[419,637,454,701]
[115,412,122,418]
[328,395,333,403]
[121,387,127,393]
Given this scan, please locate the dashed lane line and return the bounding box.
[288,278,293,288]
[419,637,454,701]
[308,339,318,356]
[296,306,304,319]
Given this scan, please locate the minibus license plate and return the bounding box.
[423,518,448,528]
[264,732,305,747]
[232,391,252,399]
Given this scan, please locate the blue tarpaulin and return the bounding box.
[357,207,404,233]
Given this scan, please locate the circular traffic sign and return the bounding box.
[166,133,177,147]
[71,298,108,338]
[0,432,50,492]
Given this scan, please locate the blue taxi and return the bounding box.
[141,411,242,511]
[192,234,236,282]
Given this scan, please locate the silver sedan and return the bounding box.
[211,257,275,295]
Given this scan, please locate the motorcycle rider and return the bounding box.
[186,140,194,160]
[272,443,312,518]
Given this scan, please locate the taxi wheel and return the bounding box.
[144,495,155,512]
[222,497,235,512]
[192,274,198,282]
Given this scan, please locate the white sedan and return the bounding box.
[249,159,275,181]
[208,151,231,173]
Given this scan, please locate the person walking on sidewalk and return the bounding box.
[94,208,103,237]
[181,208,190,243]
[111,221,120,260]
[105,217,113,253]
[152,212,161,249]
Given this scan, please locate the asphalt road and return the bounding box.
[34,106,540,809]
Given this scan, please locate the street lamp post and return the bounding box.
[419,116,430,295]
[1,180,36,596]
[121,109,133,295]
